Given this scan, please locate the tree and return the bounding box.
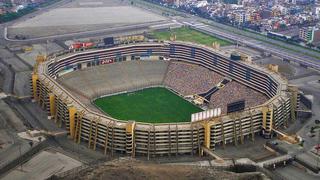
[29,141,34,147]
[223,0,238,4]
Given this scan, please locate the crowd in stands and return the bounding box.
[210,81,268,114]
[164,62,224,95]
[164,61,268,114]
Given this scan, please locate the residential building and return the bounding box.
[299,26,320,43]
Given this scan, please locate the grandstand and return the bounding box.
[198,78,231,101]
[58,60,169,101]
[210,81,269,114]
[31,41,299,157]
[163,61,224,96]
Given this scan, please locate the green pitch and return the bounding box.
[94,87,202,123]
[150,27,231,47]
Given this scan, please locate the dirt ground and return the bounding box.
[0,71,3,91]
[61,159,268,180]
[2,149,82,180]
[8,0,167,38]
[214,136,277,162]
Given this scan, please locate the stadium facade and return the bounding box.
[31,41,299,157]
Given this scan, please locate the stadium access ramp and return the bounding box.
[198,77,232,101]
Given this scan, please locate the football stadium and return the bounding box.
[31,41,299,157]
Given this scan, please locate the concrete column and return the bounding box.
[203,122,211,149]
[126,121,136,157]
[68,106,77,138]
[262,106,268,130]
[31,74,39,100]
[49,93,55,118]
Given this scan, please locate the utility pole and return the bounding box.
[317,127,320,168]
[19,144,22,171]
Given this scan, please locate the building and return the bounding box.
[315,6,320,18]
[31,41,298,157]
[235,12,245,24]
[299,26,320,44]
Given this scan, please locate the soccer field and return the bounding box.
[94,87,202,123]
[150,27,231,47]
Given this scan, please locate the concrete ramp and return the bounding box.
[257,154,292,168]
[201,146,224,163]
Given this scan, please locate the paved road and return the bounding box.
[180,20,320,70]
[294,83,320,151]
[275,164,319,180]
[134,0,320,70]
[0,60,14,94]
[191,18,320,59]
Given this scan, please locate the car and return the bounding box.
[307,132,315,137]
[315,119,320,124]
[270,141,278,145]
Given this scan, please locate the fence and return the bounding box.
[0,57,15,94]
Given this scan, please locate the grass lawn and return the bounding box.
[94,87,202,123]
[150,27,231,46]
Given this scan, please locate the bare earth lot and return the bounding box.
[2,149,82,180]
[62,159,266,180]
[11,7,165,28]
[8,5,167,38]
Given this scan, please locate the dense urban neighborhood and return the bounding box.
[145,0,320,48]
[0,0,60,22]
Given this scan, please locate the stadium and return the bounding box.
[31,41,299,158]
